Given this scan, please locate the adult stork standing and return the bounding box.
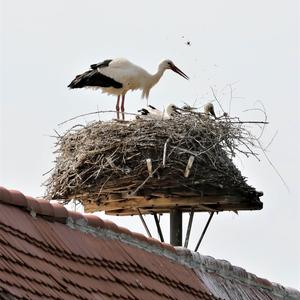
[68,58,189,119]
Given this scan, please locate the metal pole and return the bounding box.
[170,208,182,246]
[153,213,164,242]
[194,212,214,252]
[137,208,152,238]
[184,208,194,248]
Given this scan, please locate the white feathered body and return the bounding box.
[68,58,175,99]
[99,59,151,96]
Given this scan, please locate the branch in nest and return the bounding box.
[45,112,267,201]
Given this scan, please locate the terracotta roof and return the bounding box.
[1,186,299,300]
[0,186,219,300]
[175,248,300,300]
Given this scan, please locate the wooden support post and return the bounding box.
[153,213,164,242]
[194,212,214,252]
[170,208,182,246]
[184,208,194,248]
[137,208,152,238]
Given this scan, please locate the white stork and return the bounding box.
[137,104,180,120]
[203,102,216,118]
[68,58,189,119]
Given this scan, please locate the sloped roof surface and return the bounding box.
[0,186,299,300]
[0,186,218,300]
[175,249,300,300]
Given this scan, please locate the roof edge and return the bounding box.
[0,186,176,252]
[174,247,300,299]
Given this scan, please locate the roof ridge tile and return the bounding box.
[174,246,300,298]
[0,186,176,254]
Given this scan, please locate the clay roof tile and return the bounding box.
[25,196,41,213]
[102,219,119,232]
[51,202,68,223]
[67,210,88,224]
[4,189,28,207]
[84,214,105,229]
[0,187,13,205]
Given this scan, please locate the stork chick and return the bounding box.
[203,102,216,118]
[137,104,180,120]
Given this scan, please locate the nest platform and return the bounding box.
[46,114,263,215]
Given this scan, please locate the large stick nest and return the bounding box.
[45,113,261,207]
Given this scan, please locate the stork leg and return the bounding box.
[121,95,125,120]
[116,95,120,119]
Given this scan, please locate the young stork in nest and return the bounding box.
[137,104,180,120]
[68,58,189,119]
[204,102,216,118]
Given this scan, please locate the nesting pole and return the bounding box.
[170,208,182,246]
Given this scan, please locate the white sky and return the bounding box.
[1,0,299,290]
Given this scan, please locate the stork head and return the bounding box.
[159,60,189,80]
[204,102,216,118]
[166,104,181,116]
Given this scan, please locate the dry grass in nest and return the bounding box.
[45,112,264,205]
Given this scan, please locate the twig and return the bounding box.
[42,168,54,176]
[210,86,225,114]
[146,158,153,177]
[256,139,290,192]
[264,130,278,151]
[162,138,170,167]
[58,110,138,126]
[131,124,197,195]
[243,102,268,139]
[184,156,195,178]
[224,121,268,124]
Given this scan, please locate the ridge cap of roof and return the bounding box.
[0,186,176,254]
[174,247,300,299]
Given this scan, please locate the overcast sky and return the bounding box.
[1,0,299,290]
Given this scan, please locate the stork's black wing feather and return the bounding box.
[137,108,150,115]
[68,69,122,89]
[90,59,112,70]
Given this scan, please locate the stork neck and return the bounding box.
[142,66,166,99]
[150,68,165,87]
